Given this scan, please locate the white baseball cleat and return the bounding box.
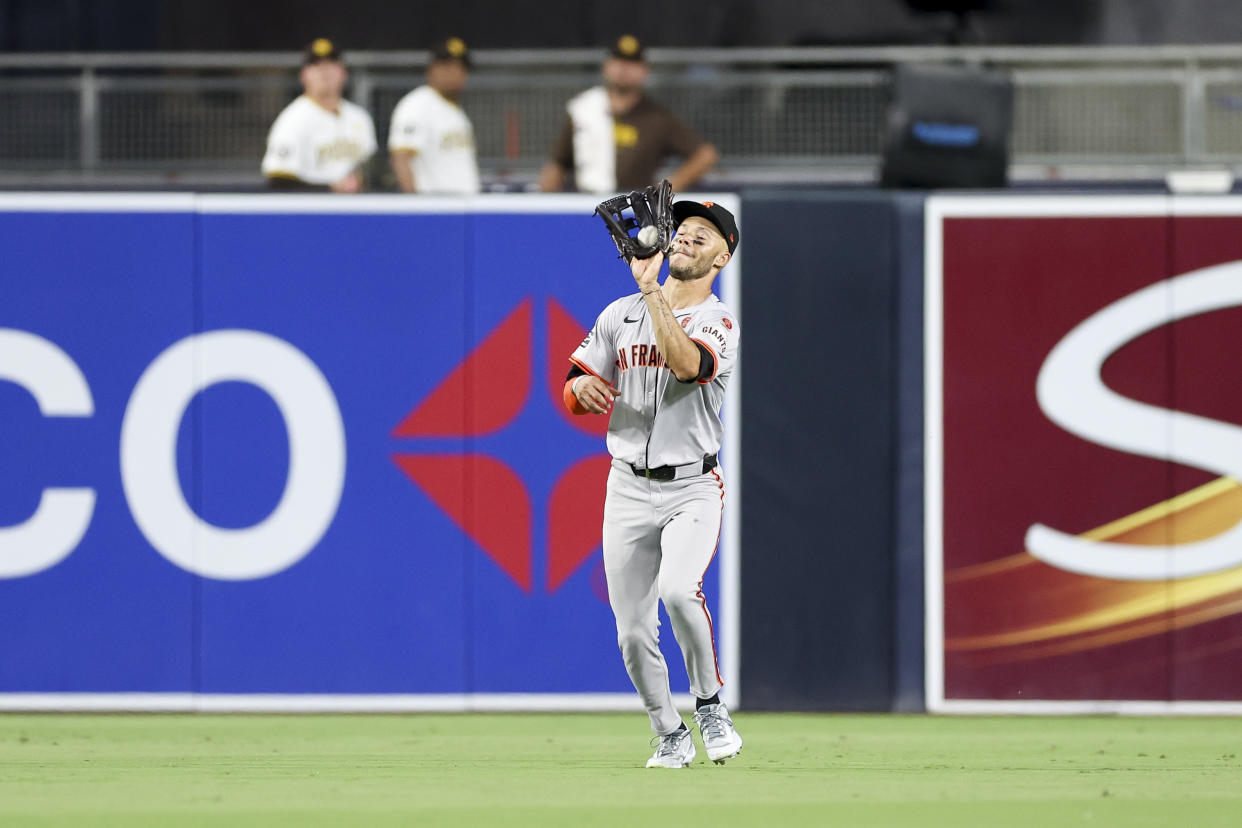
[694,703,743,764]
[645,726,696,768]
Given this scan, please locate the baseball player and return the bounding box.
[563,199,742,768]
[261,38,377,192]
[388,37,480,195]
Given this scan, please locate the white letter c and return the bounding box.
[0,329,96,579]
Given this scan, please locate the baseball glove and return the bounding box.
[594,179,676,262]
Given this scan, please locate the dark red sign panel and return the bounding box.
[928,197,1242,711]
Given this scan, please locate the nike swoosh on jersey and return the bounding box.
[624,316,642,323]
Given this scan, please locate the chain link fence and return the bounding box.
[3,46,1242,188]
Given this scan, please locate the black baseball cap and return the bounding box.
[609,34,645,62]
[304,38,342,65]
[673,200,740,255]
[431,36,472,68]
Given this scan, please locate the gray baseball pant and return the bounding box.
[602,458,726,735]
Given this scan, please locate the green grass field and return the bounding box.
[1,712,1239,827]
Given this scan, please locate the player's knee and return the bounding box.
[616,627,653,656]
[658,584,701,621]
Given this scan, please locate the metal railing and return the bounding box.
[3,45,1242,189]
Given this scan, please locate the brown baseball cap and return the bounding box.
[304,38,342,65]
[431,36,472,68]
[609,34,645,62]
[673,200,739,255]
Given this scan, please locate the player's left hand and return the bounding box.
[631,250,663,295]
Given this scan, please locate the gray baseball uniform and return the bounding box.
[569,290,739,735]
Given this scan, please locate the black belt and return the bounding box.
[629,454,717,482]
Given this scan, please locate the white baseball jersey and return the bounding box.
[571,291,739,469]
[262,95,377,186]
[388,85,481,195]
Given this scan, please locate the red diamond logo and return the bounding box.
[391,298,611,596]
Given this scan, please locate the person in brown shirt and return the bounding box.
[537,35,719,194]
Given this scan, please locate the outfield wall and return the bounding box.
[0,193,740,711]
[5,191,1242,714]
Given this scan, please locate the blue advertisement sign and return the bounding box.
[0,194,740,710]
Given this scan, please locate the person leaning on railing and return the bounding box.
[261,38,378,193]
[537,35,719,195]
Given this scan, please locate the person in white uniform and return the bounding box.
[388,37,481,195]
[261,38,377,192]
[563,200,743,769]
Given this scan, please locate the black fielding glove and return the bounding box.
[594,178,676,263]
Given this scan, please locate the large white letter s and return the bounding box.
[1027,260,1242,580]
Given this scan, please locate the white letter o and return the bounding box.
[120,330,345,580]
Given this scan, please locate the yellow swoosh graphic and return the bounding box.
[945,476,1242,662]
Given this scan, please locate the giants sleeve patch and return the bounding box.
[699,324,727,353]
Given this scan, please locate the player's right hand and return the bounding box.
[630,250,664,293]
[575,375,620,415]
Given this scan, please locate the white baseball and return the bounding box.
[637,225,659,247]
